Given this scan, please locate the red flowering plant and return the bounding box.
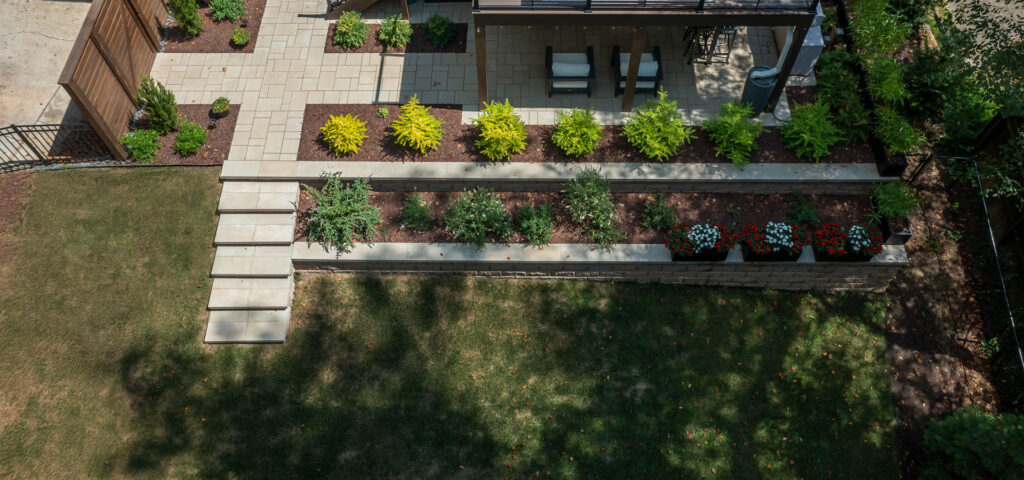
[741,222,807,255]
[665,223,737,257]
[812,222,849,256]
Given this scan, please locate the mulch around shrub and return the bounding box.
[134,104,238,165]
[295,190,873,245]
[785,86,818,107]
[164,0,266,54]
[324,22,468,54]
[298,104,874,164]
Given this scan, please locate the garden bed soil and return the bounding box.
[164,0,266,53]
[324,23,468,54]
[298,104,874,164]
[295,191,873,245]
[785,86,818,107]
[134,104,238,165]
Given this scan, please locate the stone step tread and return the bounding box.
[214,213,294,245]
[218,181,299,213]
[208,277,293,310]
[211,254,292,277]
[205,308,290,343]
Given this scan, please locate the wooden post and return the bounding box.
[400,0,410,20]
[764,24,809,113]
[621,26,646,112]
[475,25,488,107]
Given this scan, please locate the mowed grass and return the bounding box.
[0,168,897,479]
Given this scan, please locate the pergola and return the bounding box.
[471,0,821,112]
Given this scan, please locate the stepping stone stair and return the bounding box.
[205,181,299,344]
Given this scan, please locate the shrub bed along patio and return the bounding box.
[324,22,469,54]
[164,0,266,53]
[297,104,874,164]
[128,103,238,165]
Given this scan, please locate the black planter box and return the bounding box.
[870,136,909,177]
[741,244,801,262]
[671,248,729,262]
[870,196,913,245]
[813,248,874,262]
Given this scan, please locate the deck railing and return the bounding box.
[473,0,815,12]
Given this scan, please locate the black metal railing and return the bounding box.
[473,0,814,12]
[0,124,111,174]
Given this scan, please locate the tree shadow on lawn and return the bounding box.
[112,278,896,479]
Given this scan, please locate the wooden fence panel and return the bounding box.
[59,0,166,161]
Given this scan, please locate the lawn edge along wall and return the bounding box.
[293,243,908,292]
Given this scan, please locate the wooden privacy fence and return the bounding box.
[59,0,168,161]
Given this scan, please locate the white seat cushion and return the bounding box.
[619,61,659,78]
[551,53,588,64]
[619,81,657,89]
[552,81,589,89]
[552,62,591,78]
[618,53,655,65]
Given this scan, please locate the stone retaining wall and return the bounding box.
[293,243,907,292]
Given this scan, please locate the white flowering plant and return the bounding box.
[846,224,883,255]
[742,221,807,255]
[666,223,736,256]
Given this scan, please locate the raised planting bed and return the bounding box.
[294,190,873,245]
[297,104,874,164]
[324,23,468,54]
[164,0,266,53]
[133,104,238,165]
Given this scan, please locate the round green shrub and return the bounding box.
[517,204,553,246]
[424,13,455,49]
[401,193,432,232]
[302,176,382,253]
[563,169,623,247]
[552,108,602,158]
[120,129,161,163]
[472,99,527,161]
[622,89,694,162]
[321,114,367,156]
[781,101,840,161]
[379,14,412,49]
[333,11,370,49]
[209,0,245,22]
[173,120,207,156]
[232,28,250,46]
[703,101,763,167]
[390,95,443,155]
[443,188,513,248]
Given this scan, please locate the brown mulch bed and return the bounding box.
[298,104,874,164]
[785,85,818,107]
[134,104,238,165]
[295,190,872,244]
[324,23,468,54]
[164,0,266,53]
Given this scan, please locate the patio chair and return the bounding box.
[545,46,596,97]
[611,46,663,97]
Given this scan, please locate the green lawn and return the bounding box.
[0,168,897,479]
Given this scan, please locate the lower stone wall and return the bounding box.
[362,179,877,195]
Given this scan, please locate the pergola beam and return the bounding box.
[621,27,646,112]
[475,24,488,106]
[473,10,816,28]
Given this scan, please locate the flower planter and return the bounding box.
[813,248,874,262]
[211,108,230,119]
[741,244,801,262]
[671,249,729,262]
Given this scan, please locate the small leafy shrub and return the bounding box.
[401,193,432,232]
[665,223,736,257]
[390,95,443,155]
[303,176,382,253]
[786,194,820,227]
[875,106,923,154]
[169,0,203,38]
[849,0,911,56]
[621,89,694,161]
[563,169,623,247]
[443,188,513,248]
[209,0,245,22]
[334,11,370,48]
[211,97,230,115]
[424,13,455,49]
[137,76,178,135]
[873,182,921,220]
[641,194,676,231]
[847,224,884,256]
[866,57,908,105]
[321,114,367,156]
[120,129,161,163]
[703,101,762,167]
[232,28,250,46]
[742,222,807,256]
[173,120,207,156]
[377,108,389,118]
[517,204,554,246]
[379,14,413,49]
[816,48,872,144]
[922,406,1024,480]
[552,108,602,158]
[781,101,839,161]
[473,99,527,161]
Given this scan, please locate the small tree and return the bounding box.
[168,0,203,38]
[136,76,178,135]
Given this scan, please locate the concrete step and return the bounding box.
[218,181,299,214]
[214,213,295,245]
[212,246,293,277]
[208,277,293,310]
[205,308,290,343]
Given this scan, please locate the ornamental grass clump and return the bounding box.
[379,14,413,49]
[665,223,736,259]
[321,114,367,155]
[401,193,432,232]
[473,100,527,161]
[703,101,762,167]
[302,176,382,253]
[742,222,807,257]
[120,129,161,163]
[443,188,513,248]
[621,89,694,161]
[563,169,623,247]
[551,108,602,158]
[781,101,840,161]
[517,204,554,246]
[390,95,443,155]
[334,11,370,48]
[640,194,676,231]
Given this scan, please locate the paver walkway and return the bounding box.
[148,0,795,343]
